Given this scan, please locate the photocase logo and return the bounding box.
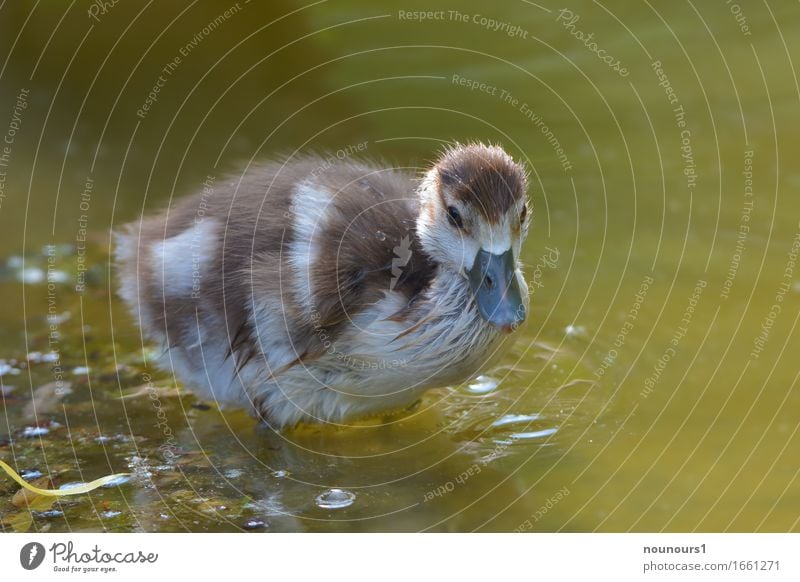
[20,542,46,570]
[390,235,413,291]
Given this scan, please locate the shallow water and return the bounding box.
[0,1,798,532]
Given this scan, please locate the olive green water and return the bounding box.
[0,1,798,532]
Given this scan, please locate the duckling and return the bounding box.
[115,142,530,428]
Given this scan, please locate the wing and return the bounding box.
[291,162,435,329]
[115,157,437,378]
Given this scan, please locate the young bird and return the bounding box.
[115,142,530,428]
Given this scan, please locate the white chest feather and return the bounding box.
[247,272,505,427]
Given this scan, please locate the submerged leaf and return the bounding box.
[12,477,55,507]
[1,508,34,532]
[1,459,130,497]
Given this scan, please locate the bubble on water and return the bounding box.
[272,469,289,478]
[22,426,50,437]
[224,469,244,479]
[72,366,90,375]
[490,413,540,428]
[127,456,153,481]
[21,469,43,480]
[6,256,23,269]
[466,375,499,394]
[47,270,70,284]
[41,244,75,256]
[564,324,587,338]
[37,351,60,363]
[243,518,267,530]
[101,474,132,488]
[375,230,387,241]
[50,312,71,324]
[94,434,126,444]
[510,428,558,440]
[0,362,21,376]
[34,509,64,519]
[315,488,356,509]
[101,510,122,519]
[59,482,87,491]
[17,267,45,284]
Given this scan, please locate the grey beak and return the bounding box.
[467,248,526,333]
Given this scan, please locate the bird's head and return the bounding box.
[416,142,530,333]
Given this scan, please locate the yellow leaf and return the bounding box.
[1,459,130,497]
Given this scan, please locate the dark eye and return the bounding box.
[447,206,464,229]
[520,204,528,224]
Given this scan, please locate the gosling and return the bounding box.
[115,143,530,428]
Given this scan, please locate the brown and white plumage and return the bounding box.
[115,143,530,428]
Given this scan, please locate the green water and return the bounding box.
[1,1,799,532]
